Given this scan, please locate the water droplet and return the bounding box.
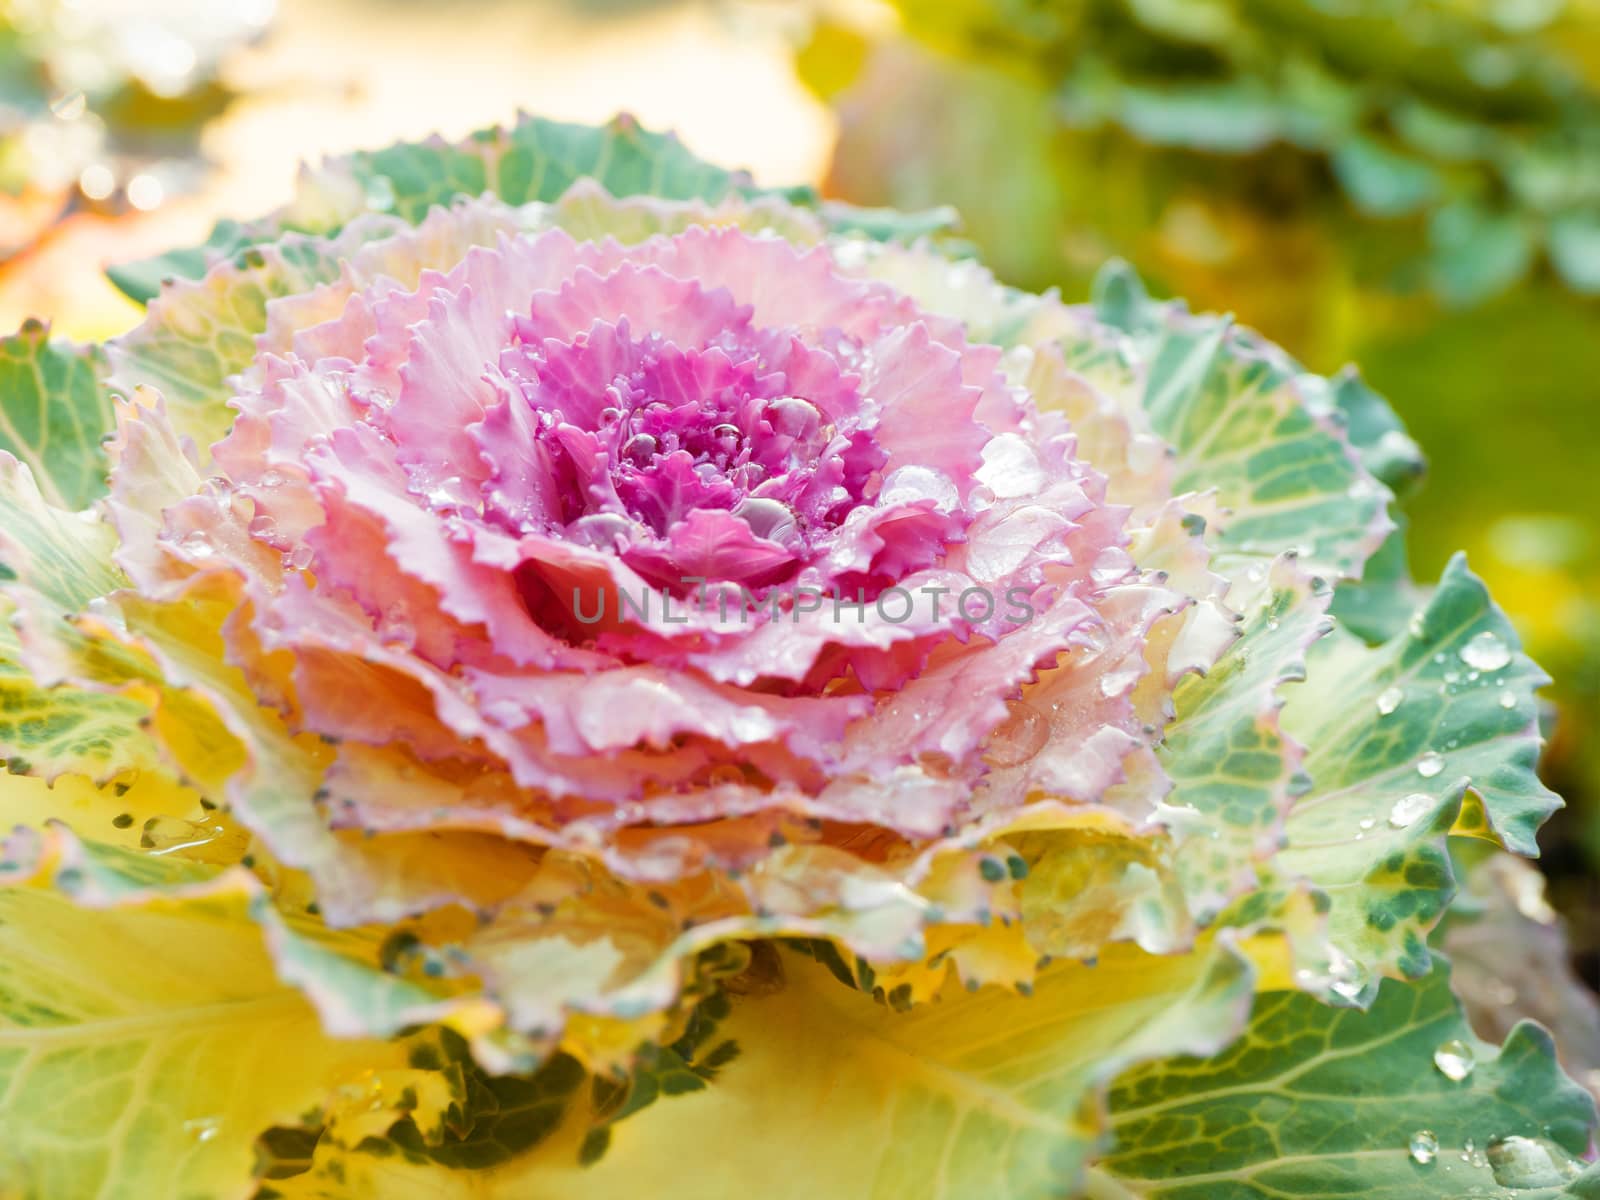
[139,817,246,865]
[1376,685,1404,716]
[1358,817,1375,831]
[622,433,658,464]
[288,544,315,571]
[379,604,415,649]
[707,764,745,787]
[260,468,285,488]
[1410,1130,1439,1164]
[1486,1135,1570,1187]
[1389,792,1435,829]
[767,396,821,437]
[1460,631,1511,672]
[1498,690,1518,710]
[50,90,86,120]
[1326,947,1369,1002]
[178,530,213,559]
[1416,751,1445,778]
[984,701,1049,768]
[1098,666,1142,700]
[1433,1038,1475,1082]
[183,1116,221,1143]
[248,514,278,541]
[199,476,234,504]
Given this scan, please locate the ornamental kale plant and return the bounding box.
[0,115,1592,1199]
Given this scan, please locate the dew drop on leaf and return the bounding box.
[1410,1130,1439,1164]
[1389,792,1435,829]
[1499,690,1518,709]
[1433,1038,1476,1082]
[1376,685,1403,715]
[984,700,1049,767]
[183,1117,221,1143]
[1416,751,1445,778]
[1460,631,1511,672]
[1326,947,1369,1002]
[1486,1135,1571,1187]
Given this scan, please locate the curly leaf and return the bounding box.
[0,452,122,614]
[1158,560,1328,923]
[1222,556,1559,1001]
[249,939,1258,1199]
[0,830,404,1200]
[107,115,755,304]
[1285,554,1557,857]
[0,609,161,785]
[1090,264,1393,585]
[105,222,407,454]
[0,324,115,512]
[1097,963,1600,1197]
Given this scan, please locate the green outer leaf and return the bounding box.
[516,941,1257,1200]
[0,323,114,511]
[0,451,167,785]
[1090,263,1393,585]
[1269,554,1558,997]
[105,221,405,454]
[0,829,406,1200]
[1289,554,1558,857]
[0,453,124,613]
[1099,963,1600,1198]
[108,114,956,306]
[0,606,161,785]
[1328,370,1425,498]
[103,219,252,313]
[1158,561,1328,924]
[1327,524,1420,645]
[106,115,755,305]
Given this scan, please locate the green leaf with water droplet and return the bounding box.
[1090,263,1393,586]
[1271,553,1559,992]
[0,324,114,512]
[1158,560,1329,923]
[1096,961,1600,1198]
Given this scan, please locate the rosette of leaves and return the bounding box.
[0,114,1594,1199]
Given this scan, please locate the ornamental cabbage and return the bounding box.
[0,115,1592,1199]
